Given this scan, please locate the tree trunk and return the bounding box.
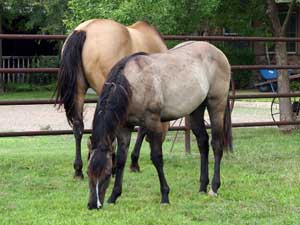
[276,42,293,131]
[266,0,296,131]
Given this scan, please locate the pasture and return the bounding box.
[0,128,299,224]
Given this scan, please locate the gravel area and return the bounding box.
[0,101,274,132]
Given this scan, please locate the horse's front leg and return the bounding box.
[73,96,85,179]
[148,130,170,204]
[107,127,132,204]
[130,126,147,172]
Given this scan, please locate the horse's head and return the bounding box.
[87,138,114,210]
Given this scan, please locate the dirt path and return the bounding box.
[0,101,274,132]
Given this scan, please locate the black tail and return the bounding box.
[223,97,233,151]
[55,30,86,125]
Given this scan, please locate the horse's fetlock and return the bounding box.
[74,160,83,170]
[161,186,170,195]
[200,177,209,186]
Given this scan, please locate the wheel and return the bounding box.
[258,84,271,92]
[271,97,300,125]
[271,97,280,123]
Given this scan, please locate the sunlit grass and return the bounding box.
[0,128,299,224]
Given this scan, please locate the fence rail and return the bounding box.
[2,34,300,42]
[1,34,300,154]
[2,65,300,74]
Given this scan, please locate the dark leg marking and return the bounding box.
[148,131,170,204]
[107,127,131,204]
[73,118,84,179]
[190,102,210,193]
[130,126,147,172]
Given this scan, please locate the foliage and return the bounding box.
[29,55,59,85]
[0,128,300,224]
[215,0,270,36]
[2,55,59,92]
[218,44,254,89]
[64,0,220,34]
[290,80,300,91]
[0,0,67,34]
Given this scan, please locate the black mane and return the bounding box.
[91,52,148,150]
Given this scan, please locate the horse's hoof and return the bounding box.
[87,203,102,210]
[199,191,207,195]
[160,200,170,205]
[160,196,170,204]
[130,164,140,172]
[107,198,116,204]
[73,172,84,180]
[160,202,170,206]
[208,190,218,197]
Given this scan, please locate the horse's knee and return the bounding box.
[73,120,84,136]
[211,138,223,153]
[116,153,127,169]
[151,154,163,167]
[198,136,209,150]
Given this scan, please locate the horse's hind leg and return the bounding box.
[190,101,210,193]
[73,88,86,179]
[130,126,147,172]
[207,97,227,196]
[148,130,170,204]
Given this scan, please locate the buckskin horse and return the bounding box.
[87,41,232,209]
[55,19,168,179]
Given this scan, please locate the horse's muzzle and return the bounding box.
[87,202,102,210]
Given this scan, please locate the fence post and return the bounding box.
[184,115,191,154]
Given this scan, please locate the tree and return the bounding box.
[266,0,297,131]
[0,0,67,34]
[64,0,220,35]
[215,0,269,36]
[216,0,299,129]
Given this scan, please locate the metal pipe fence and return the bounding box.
[1,34,300,154]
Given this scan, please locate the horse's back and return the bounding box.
[127,21,167,53]
[73,19,166,94]
[170,41,231,97]
[125,52,208,121]
[171,41,230,78]
[126,42,230,121]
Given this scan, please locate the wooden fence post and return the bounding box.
[184,115,191,154]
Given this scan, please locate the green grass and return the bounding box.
[0,91,54,100]
[0,91,97,100]
[0,128,300,224]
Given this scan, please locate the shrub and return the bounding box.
[218,43,254,89]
